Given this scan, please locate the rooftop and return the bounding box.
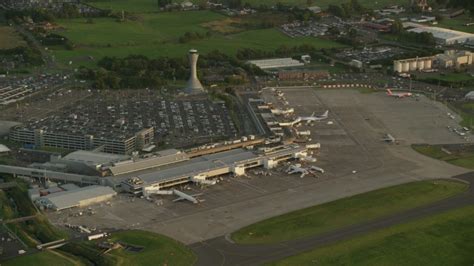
[62,150,130,166]
[42,185,116,210]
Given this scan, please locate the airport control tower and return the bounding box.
[185,49,205,94]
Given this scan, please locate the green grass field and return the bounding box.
[437,15,474,34]
[52,10,344,67]
[232,180,467,244]
[413,144,474,169]
[107,230,196,265]
[88,0,160,13]
[269,205,474,266]
[4,250,82,266]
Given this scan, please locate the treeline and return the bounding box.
[178,31,211,43]
[4,4,107,23]
[327,0,367,18]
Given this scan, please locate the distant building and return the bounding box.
[349,59,363,69]
[407,26,474,45]
[361,22,391,33]
[307,6,321,14]
[465,91,474,100]
[0,144,10,156]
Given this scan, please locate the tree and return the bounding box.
[391,19,403,34]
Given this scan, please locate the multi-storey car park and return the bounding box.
[9,91,238,154]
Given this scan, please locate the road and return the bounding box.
[190,173,474,266]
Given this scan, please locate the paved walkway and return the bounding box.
[190,173,474,266]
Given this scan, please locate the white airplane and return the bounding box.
[386,89,412,98]
[298,110,329,123]
[381,133,396,143]
[279,111,329,127]
[286,164,309,178]
[172,189,204,204]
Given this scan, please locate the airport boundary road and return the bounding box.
[190,173,474,266]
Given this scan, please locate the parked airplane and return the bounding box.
[381,133,398,144]
[279,110,329,127]
[172,190,204,204]
[386,89,412,98]
[298,110,329,123]
[286,164,309,178]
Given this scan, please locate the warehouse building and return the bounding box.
[407,26,474,45]
[35,185,117,211]
[248,58,305,70]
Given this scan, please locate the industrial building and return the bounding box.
[248,58,305,70]
[436,50,473,68]
[35,185,117,211]
[393,56,435,73]
[407,26,474,45]
[394,50,472,73]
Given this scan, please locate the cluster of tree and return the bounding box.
[77,55,188,89]
[178,31,211,43]
[327,0,367,18]
[157,0,173,8]
[78,49,270,89]
[0,47,43,66]
[398,31,436,46]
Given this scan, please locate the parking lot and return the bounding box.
[48,87,469,244]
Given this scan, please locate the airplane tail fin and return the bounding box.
[322,110,329,117]
[311,111,316,117]
[386,89,393,95]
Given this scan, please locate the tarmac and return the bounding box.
[48,88,470,246]
[190,172,474,266]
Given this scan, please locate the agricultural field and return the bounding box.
[106,230,196,265]
[52,10,344,67]
[269,205,474,266]
[413,144,474,169]
[232,180,467,244]
[0,26,26,49]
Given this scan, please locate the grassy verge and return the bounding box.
[232,180,467,244]
[412,144,474,169]
[106,230,196,265]
[269,205,474,266]
[3,250,81,266]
